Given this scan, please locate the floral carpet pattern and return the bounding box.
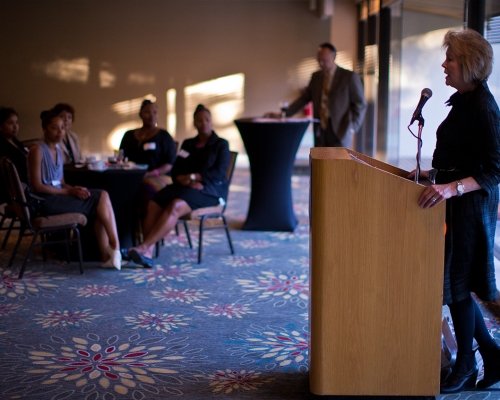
[1,169,500,400]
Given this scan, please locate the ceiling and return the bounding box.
[403,0,500,20]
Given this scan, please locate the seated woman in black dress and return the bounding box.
[127,104,230,267]
[28,110,122,270]
[119,100,176,212]
[0,107,28,204]
[51,103,82,164]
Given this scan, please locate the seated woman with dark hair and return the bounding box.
[119,100,176,212]
[126,104,230,267]
[51,103,81,164]
[28,110,122,269]
[0,107,28,204]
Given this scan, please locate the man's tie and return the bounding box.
[320,71,330,130]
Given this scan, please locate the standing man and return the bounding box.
[269,43,367,148]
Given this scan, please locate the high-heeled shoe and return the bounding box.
[101,246,122,270]
[440,353,478,394]
[476,342,500,389]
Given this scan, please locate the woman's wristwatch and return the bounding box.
[190,173,196,182]
[456,180,464,196]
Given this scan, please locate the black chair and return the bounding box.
[0,205,19,249]
[177,151,238,264]
[0,157,87,278]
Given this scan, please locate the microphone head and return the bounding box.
[421,88,433,98]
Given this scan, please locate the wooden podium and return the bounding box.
[309,148,445,396]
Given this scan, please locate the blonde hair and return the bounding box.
[443,29,493,84]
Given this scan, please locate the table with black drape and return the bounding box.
[234,118,310,231]
[64,165,146,259]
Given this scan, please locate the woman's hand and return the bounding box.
[407,169,430,180]
[68,186,90,199]
[175,174,192,186]
[188,181,203,190]
[144,163,173,179]
[418,183,455,208]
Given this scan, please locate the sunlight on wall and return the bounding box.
[32,57,89,83]
[166,89,177,137]
[335,51,354,71]
[107,121,142,151]
[184,73,245,153]
[128,73,156,85]
[107,94,157,151]
[287,57,317,87]
[99,62,116,88]
[110,94,157,117]
[364,45,379,102]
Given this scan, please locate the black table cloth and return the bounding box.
[64,165,146,259]
[234,118,309,231]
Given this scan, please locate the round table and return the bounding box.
[234,118,310,231]
[64,165,146,259]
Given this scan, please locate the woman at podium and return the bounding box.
[410,29,500,393]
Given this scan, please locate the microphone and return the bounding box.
[410,88,433,125]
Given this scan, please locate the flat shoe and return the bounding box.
[129,249,153,268]
[120,248,131,261]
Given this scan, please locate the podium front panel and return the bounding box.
[309,148,445,396]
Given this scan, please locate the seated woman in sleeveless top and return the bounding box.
[28,110,122,270]
[0,107,28,204]
[125,104,230,268]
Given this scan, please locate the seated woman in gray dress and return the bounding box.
[126,104,230,268]
[28,110,122,269]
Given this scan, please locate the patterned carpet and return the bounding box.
[0,168,500,399]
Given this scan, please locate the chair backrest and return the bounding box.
[0,157,31,223]
[226,151,238,183]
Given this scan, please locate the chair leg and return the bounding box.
[8,226,25,267]
[154,241,160,259]
[221,216,234,255]
[41,233,48,262]
[65,229,71,263]
[74,227,84,275]
[2,217,15,249]
[197,217,207,264]
[19,232,39,279]
[183,221,192,249]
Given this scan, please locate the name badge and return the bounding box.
[178,149,190,158]
[52,180,61,187]
[143,142,156,151]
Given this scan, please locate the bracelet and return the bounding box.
[154,169,159,177]
[428,168,437,184]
